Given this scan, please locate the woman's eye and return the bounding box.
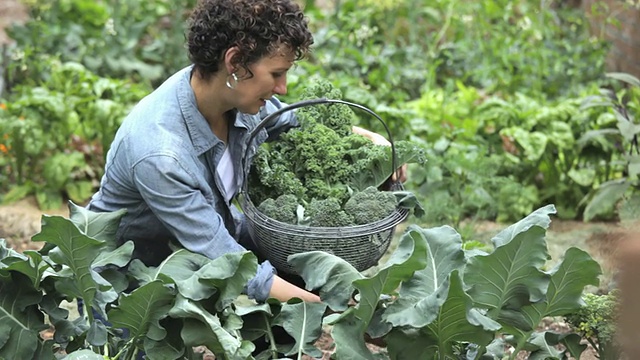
[272,72,284,78]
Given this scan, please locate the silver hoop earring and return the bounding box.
[226,73,239,89]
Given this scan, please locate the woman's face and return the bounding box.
[233,49,295,115]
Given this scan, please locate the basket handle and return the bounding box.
[241,97,398,186]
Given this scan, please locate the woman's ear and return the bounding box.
[223,47,240,74]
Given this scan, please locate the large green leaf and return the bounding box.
[352,229,428,322]
[422,271,500,357]
[584,179,631,221]
[463,206,557,331]
[151,249,217,299]
[384,225,467,328]
[67,201,127,251]
[527,332,586,360]
[288,251,364,311]
[273,299,326,358]
[606,72,640,87]
[32,215,116,318]
[331,231,428,357]
[92,241,134,269]
[386,271,500,359]
[519,247,601,331]
[0,273,49,360]
[384,327,432,360]
[196,252,258,311]
[465,222,551,322]
[170,295,254,360]
[108,280,176,342]
[491,204,555,247]
[331,312,377,360]
[0,249,47,288]
[397,225,465,300]
[148,250,257,309]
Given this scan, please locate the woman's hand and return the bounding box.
[352,126,408,183]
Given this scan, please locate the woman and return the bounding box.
[88,0,401,305]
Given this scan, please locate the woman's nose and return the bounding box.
[274,77,287,95]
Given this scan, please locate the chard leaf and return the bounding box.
[289,251,364,311]
[583,179,630,221]
[32,215,115,318]
[0,273,48,360]
[379,225,460,328]
[519,247,601,333]
[108,280,176,342]
[170,295,254,360]
[273,299,326,358]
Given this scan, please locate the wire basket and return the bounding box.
[239,98,410,274]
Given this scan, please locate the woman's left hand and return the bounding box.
[352,126,408,183]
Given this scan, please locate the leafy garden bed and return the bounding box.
[0,202,621,359]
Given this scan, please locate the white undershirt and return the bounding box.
[216,147,237,203]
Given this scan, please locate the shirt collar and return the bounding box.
[177,66,256,155]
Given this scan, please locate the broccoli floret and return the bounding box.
[344,187,398,225]
[257,194,300,224]
[305,198,355,227]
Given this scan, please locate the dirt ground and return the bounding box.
[0,0,27,45]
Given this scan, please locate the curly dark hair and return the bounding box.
[187,0,314,79]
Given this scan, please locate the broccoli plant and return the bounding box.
[565,291,621,359]
[247,78,426,227]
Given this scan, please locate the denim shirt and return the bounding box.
[88,66,297,301]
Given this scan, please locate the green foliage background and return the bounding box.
[0,0,638,226]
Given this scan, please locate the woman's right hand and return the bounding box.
[269,275,321,302]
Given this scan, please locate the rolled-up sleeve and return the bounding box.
[132,154,275,301]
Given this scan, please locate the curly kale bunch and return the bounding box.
[248,78,426,227]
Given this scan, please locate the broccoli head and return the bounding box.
[257,194,300,224]
[305,198,355,227]
[344,187,398,225]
